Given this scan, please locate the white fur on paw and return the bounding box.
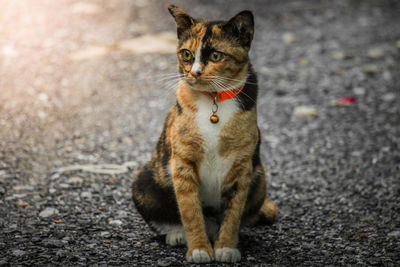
[165,231,186,246]
[187,249,212,263]
[215,247,241,263]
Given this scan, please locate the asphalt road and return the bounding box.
[1,0,399,266]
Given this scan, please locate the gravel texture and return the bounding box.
[1,0,399,266]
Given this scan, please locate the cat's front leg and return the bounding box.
[214,163,252,263]
[171,157,214,263]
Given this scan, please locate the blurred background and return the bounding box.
[1,0,400,265]
[0,0,399,186]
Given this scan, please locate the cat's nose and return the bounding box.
[190,70,202,79]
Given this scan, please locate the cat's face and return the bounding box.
[168,5,254,92]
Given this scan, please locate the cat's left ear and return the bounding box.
[167,4,196,38]
[223,10,254,48]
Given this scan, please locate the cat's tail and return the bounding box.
[243,197,278,226]
[257,198,278,225]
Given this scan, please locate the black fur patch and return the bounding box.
[221,182,238,212]
[222,11,254,48]
[155,115,171,169]
[252,128,261,168]
[242,196,264,224]
[199,22,223,66]
[132,164,181,226]
[203,206,219,218]
[242,171,264,222]
[247,169,261,199]
[176,101,182,115]
[200,44,213,66]
[236,68,258,111]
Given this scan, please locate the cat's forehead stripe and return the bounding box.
[192,23,207,37]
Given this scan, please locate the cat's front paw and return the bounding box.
[215,247,241,263]
[186,248,214,263]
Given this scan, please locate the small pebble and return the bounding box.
[122,136,133,145]
[59,183,70,189]
[122,251,132,258]
[6,193,27,200]
[293,106,318,117]
[17,199,30,207]
[13,185,34,191]
[80,191,92,199]
[100,231,111,238]
[282,32,297,43]
[109,219,123,226]
[381,93,396,102]
[298,58,309,67]
[362,64,380,74]
[56,249,67,258]
[43,239,64,248]
[157,257,176,267]
[367,48,383,59]
[68,177,83,184]
[353,87,366,95]
[387,230,400,237]
[13,249,26,257]
[39,207,59,218]
[116,210,129,219]
[331,51,355,60]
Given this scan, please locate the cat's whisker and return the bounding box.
[143,73,181,84]
[158,77,182,99]
[164,79,181,91]
[213,78,236,92]
[209,80,220,92]
[213,78,241,91]
[153,73,183,78]
[213,80,229,92]
[218,78,257,105]
[239,90,257,105]
[151,75,183,93]
[209,75,258,85]
[212,79,252,109]
[153,75,184,83]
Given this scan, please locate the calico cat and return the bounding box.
[132,4,277,263]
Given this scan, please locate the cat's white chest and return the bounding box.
[196,95,239,209]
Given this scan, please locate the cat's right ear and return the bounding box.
[223,10,254,48]
[167,4,196,38]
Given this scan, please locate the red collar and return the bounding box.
[200,83,245,102]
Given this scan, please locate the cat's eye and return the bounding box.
[181,49,193,62]
[210,51,224,62]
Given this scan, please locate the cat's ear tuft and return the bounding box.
[223,10,254,48]
[167,4,196,38]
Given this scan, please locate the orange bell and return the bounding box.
[210,114,219,123]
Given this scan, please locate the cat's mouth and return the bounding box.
[184,77,213,91]
[187,81,222,93]
[184,77,234,93]
[184,76,245,93]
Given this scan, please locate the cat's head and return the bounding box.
[168,4,254,92]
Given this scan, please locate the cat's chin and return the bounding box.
[184,80,213,92]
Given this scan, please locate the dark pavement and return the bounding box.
[0,0,399,266]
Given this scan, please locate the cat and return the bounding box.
[132,4,278,263]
